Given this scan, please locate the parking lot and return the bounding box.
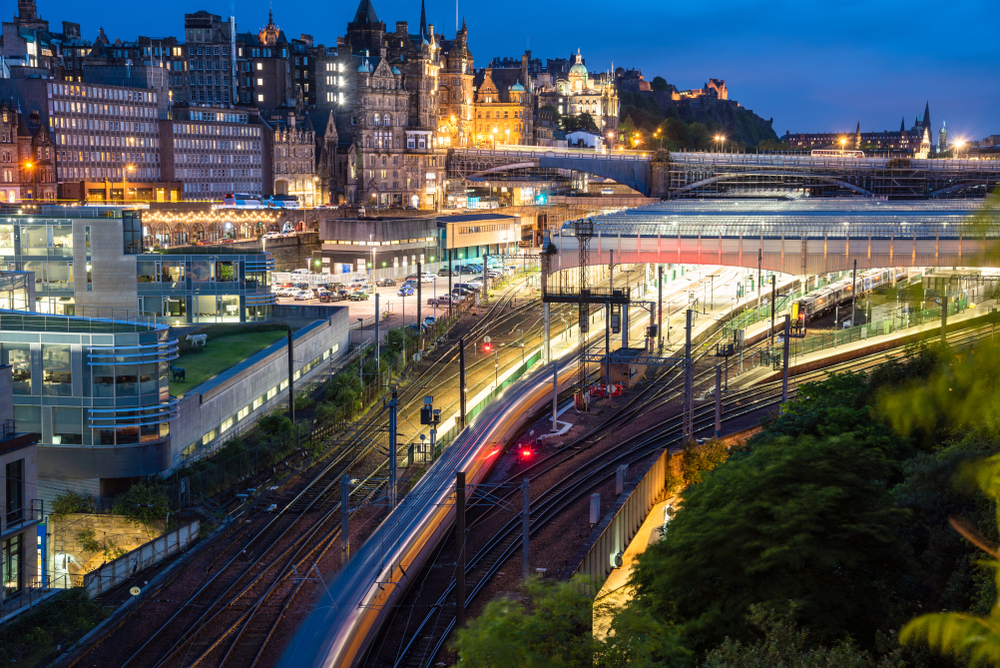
[272,266,518,329]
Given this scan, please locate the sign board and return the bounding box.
[129,586,141,596]
[483,335,491,344]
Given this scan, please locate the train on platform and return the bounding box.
[277,357,580,668]
[791,268,907,322]
[810,148,866,158]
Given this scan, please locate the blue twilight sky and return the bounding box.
[32,0,1000,140]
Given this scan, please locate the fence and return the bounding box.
[572,448,670,592]
[0,574,72,622]
[81,521,200,598]
[749,295,974,367]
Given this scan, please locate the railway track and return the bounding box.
[373,319,999,668]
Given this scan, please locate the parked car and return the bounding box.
[293,290,312,301]
[326,282,346,291]
[319,291,340,303]
[420,272,436,283]
[292,268,310,274]
[428,295,456,306]
[405,274,421,282]
[397,286,415,297]
[449,290,467,301]
[423,315,436,328]
[438,267,458,277]
[348,291,370,301]
[376,277,397,287]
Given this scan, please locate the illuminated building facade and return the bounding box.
[472,67,532,147]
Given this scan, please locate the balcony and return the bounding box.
[1,499,42,540]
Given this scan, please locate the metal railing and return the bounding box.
[0,307,163,333]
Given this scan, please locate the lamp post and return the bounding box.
[369,233,375,285]
[714,135,726,153]
[23,161,33,201]
[123,164,134,203]
[491,127,498,149]
[839,138,846,155]
[504,128,510,147]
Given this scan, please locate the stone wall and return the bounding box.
[50,513,166,585]
[223,232,321,272]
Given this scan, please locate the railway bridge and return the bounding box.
[545,198,1000,276]
[447,148,1000,200]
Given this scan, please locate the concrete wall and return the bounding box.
[72,220,138,310]
[169,307,350,467]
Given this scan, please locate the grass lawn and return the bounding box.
[171,330,286,396]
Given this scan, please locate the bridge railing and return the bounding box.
[669,150,1000,172]
[450,147,649,162]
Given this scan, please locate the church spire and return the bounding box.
[900,117,905,133]
[419,0,427,37]
[922,100,931,132]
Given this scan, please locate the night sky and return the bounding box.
[32,0,1000,141]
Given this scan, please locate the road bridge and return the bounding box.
[447,148,1000,199]
[546,199,1000,275]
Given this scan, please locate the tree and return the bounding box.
[651,76,670,92]
[629,433,911,656]
[900,454,1000,666]
[453,577,596,667]
[704,605,902,668]
[112,481,169,536]
[563,112,599,134]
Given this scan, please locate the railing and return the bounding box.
[0,573,71,621]
[0,307,162,333]
[3,498,42,532]
[82,521,201,598]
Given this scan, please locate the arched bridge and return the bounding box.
[545,199,1000,276]
[446,148,1000,200]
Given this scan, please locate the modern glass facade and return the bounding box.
[0,207,275,323]
[0,311,178,492]
[137,251,275,323]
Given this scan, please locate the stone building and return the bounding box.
[17,109,56,202]
[266,111,318,206]
[317,0,449,209]
[472,66,533,147]
[436,18,474,148]
[535,49,618,131]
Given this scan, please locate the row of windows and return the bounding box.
[176,123,259,137]
[57,134,158,149]
[52,100,156,118]
[476,109,523,119]
[57,150,156,164]
[183,180,261,192]
[183,345,335,458]
[51,84,156,104]
[59,166,160,180]
[175,153,259,165]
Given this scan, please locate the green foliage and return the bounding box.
[630,433,911,655]
[899,454,1000,665]
[257,412,293,435]
[703,605,903,668]
[453,576,596,667]
[667,439,730,492]
[76,528,127,561]
[50,490,97,519]
[0,588,112,667]
[294,392,316,412]
[758,139,792,152]
[563,112,600,134]
[112,481,169,533]
[651,76,670,92]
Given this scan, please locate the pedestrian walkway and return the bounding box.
[591,498,675,641]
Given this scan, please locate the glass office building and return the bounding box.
[0,310,177,499]
[0,207,275,323]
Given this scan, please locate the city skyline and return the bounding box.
[27,0,1000,140]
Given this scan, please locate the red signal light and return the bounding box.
[521,448,531,457]
[483,343,492,353]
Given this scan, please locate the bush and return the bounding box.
[50,490,97,519]
[112,481,169,534]
[257,412,293,435]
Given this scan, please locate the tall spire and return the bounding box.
[900,117,905,133]
[420,0,427,37]
[922,100,931,132]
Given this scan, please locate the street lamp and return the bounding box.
[369,233,375,285]
[839,138,846,154]
[491,127,498,149]
[123,164,134,203]
[714,135,726,152]
[23,161,33,201]
[505,128,510,146]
